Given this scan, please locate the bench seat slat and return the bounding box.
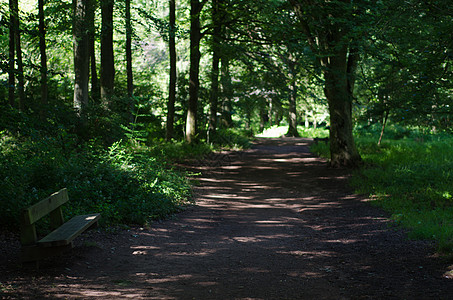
[38,213,100,247]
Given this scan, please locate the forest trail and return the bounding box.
[1,137,452,299]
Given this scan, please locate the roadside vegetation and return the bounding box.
[311,124,453,253]
[0,109,250,231]
[1,0,451,255]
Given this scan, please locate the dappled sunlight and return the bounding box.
[324,239,362,245]
[49,281,153,299]
[198,178,236,183]
[220,165,243,170]
[278,250,336,258]
[130,245,160,250]
[145,274,195,284]
[231,234,294,243]
[205,193,240,198]
[154,249,218,257]
[4,138,449,299]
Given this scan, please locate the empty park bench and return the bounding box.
[21,188,100,264]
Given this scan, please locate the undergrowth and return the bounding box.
[0,114,252,232]
[311,126,453,253]
[0,131,195,230]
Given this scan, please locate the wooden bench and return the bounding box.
[21,188,100,263]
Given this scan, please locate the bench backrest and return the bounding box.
[21,188,69,245]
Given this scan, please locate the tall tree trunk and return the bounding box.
[38,0,48,117]
[207,0,221,142]
[13,0,25,110]
[186,0,202,143]
[8,0,15,108]
[290,0,362,167]
[220,56,233,128]
[166,0,177,141]
[268,98,273,127]
[323,45,361,167]
[378,109,389,146]
[73,0,90,132]
[286,58,299,137]
[125,0,134,122]
[100,0,114,106]
[88,0,100,101]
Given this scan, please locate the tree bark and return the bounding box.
[8,0,15,108]
[100,0,115,106]
[88,0,100,101]
[38,0,48,117]
[208,0,221,142]
[125,0,133,98]
[186,0,202,143]
[73,0,90,131]
[290,0,362,167]
[13,0,25,110]
[286,58,299,137]
[378,109,389,146]
[323,45,361,167]
[220,56,233,128]
[166,0,177,141]
[125,0,134,122]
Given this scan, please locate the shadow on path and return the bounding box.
[1,138,452,299]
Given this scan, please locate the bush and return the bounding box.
[0,131,193,230]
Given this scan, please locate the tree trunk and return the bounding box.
[220,57,233,128]
[186,0,202,143]
[8,0,15,107]
[73,0,90,131]
[286,58,299,137]
[100,0,115,106]
[38,0,48,117]
[290,0,362,168]
[207,0,221,142]
[166,0,177,141]
[268,98,273,127]
[125,0,134,122]
[378,109,389,146]
[13,0,25,110]
[88,0,100,101]
[323,46,361,168]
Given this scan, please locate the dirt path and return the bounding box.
[1,137,452,299]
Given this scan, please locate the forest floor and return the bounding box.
[1,137,453,299]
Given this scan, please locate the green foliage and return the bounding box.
[354,122,423,141]
[148,140,213,162]
[355,0,453,132]
[209,128,252,150]
[143,128,251,163]
[309,138,330,158]
[350,133,453,253]
[297,126,329,138]
[0,130,193,230]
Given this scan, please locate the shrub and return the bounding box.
[0,131,192,230]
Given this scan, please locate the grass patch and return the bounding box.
[350,136,453,253]
[309,128,453,253]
